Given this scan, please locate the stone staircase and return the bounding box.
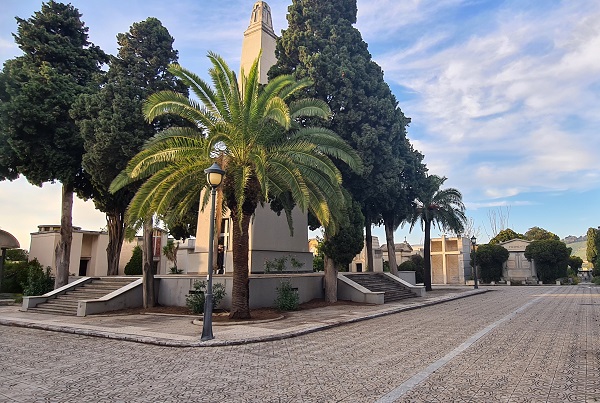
[344,273,417,303]
[27,277,136,316]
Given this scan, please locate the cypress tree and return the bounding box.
[0,1,107,288]
[72,18,185,281]
[269,0,419,274]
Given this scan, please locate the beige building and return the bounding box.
[349,237,384,272]
[499,239,537,281]
[381,239,414,267]
[29,225,169,276]
[429,236,472,284]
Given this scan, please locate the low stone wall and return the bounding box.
[156,273,324,309]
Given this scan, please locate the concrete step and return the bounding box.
[28,306,77,316]
[26,277,137,316]
[345,274,417,303]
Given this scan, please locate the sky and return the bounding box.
[1,0,599,250]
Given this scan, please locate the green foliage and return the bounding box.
[587,228,600,267]
[312,239,324,272]
[524,227,559,241]
[264,255,305,273]
[473,244,509,283]
[321,197,365,269]
[5,249,28,262]
[1,261,29,293]
[185,281,226,314]
[124,246,143,275]
[399,255,425,283]
[489,229,525,245]
[0,1,107,186]
[169,267,183,274]
[568,255,583,270]
[71,17,185,276]
[162,239,179,271]
[21,259,54,296]
[566,268,580,285]
[593,277,600,285]
[524,240,570,283]
[274,279,299,311]
[269,0,410,205]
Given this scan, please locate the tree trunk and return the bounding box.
[324,255,337,303]
[54,183,74,288]
[142,217,155,308]
[384,220,398,276]
[106,209,125,276]
[365,216,374,272]
[423,219,433,291]
[229,210,252,319]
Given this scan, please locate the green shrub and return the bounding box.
[264,255,305,273]
[186,280,226,314]
[21,259,54,296]
[274,279,299,311]
[124,246,143,275]
[593,277,600,285]
[1,260,29,293]
[169,266,183,274]
[399,256,425,283]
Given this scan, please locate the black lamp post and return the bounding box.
[201,162,225,341]
[471,235,478,290]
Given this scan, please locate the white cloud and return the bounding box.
[372,1,600,203]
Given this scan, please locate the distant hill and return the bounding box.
[567,240,587,261]
[564,235,587,244]
[562,235,589,264]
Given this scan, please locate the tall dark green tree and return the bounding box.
[586,227,599,269]
[72,18,184,283]
[269,0,415,273]
[378,142,427,275]
[472,244,509,283]
[320,195,364,302]
[524,240,570,283]
[0,1,107,288]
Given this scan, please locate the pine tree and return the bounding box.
[0,1,107,288]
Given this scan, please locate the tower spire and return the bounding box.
[240,1,277,85]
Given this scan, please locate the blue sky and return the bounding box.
[1,0,599,249]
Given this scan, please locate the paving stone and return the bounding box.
[1,286,600,401]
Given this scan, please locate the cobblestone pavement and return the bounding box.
[1,285,599,402]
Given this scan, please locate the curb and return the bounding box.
[0,289,488,348]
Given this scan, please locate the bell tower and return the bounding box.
[240,1,277,84]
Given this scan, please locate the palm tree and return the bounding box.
[110,52,361,319]
[407,175,466,291]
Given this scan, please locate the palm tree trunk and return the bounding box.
[229,210,252,319]
[106,209,125,276]
[424,219,433,291]
[54,183,73,289]
[323,233,337,302]
[384,220,398,276]
[142,217,155,308]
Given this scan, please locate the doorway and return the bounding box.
[78,259,89,276]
